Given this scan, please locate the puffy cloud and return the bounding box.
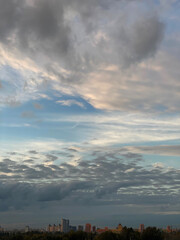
[38,181,93,202]
[0,0,171,113]
[0,148,179,212]
[110,3,165,66]
[75,49,180,112]
[0,0,71,58]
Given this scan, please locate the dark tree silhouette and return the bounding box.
[141,227,163,240]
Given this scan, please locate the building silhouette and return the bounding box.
[25,226,30,233]
[47,224,61,232]
[78,225,84,231]
[92,226,96,233]
[167,225,172,233]
[69,225,77,231]
[96,227,109,233]
[85,223,91,233]
[61,219,69,233]
[139,224,145,233]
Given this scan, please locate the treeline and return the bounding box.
[0,227,179,240]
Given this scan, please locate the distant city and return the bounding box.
[0,218,179,234]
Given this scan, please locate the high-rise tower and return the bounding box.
[61,218,69,233]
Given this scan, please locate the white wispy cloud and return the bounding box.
[44,112,180,146]
[56,99,85,108]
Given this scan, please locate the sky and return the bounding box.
[0,0,180,230]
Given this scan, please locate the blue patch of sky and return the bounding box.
[154,104,168,112]
[0,119,96,143]
[162,3,180,40]
[1,93,99,121]
[0,94,103,143]
[143,154,180,169]
[111,139,180,149]
[42,94,99,113]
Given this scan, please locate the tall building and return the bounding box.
[167,226,172,233]
[61,218,69,233]
[85,223,91,233]
[78,225,84,231]
[69,225,77,231]
[49,224,56,232]
[96,227,109,234]
[56,224,61,232]
[139,224,145,233]
[47,224,51,232]
[112,224,123,233]
[117,224,123,231]
[92,226,96,233]
[25,226,30,233]
[47,224,61,232]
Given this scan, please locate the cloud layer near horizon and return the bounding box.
[0,147,179,214]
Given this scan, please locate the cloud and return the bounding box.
[0,0,71,58]
[28,150,38,154]
[127,145,180,156]
[56,99,85,108]
[21,111,35,118]
[124,168,135,173]
[0,148,179,213]
[38,181,92,202]
[44,112,180,146]
[0,0,171,113]
[33,102,43,110]
[45,154,58,162]
[111,4,165,66]
[153,162,164,168]
[75,49,180,112]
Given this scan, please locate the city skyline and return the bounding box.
[0,0,180,229]
[0,217,179,233]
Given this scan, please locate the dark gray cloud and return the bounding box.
[0,181,34,211]
[0,0,70,58]
[28,150,38,154]
[113,13,165,66]
[0,0,23,42]
[45,154,58,162]
[128,145,180,156]
[0,0,164,69]
[38,181,93,202]
[23,159,34,164]
[8,152,17,155]
[0,149,179,213]
[0,0,169,113]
